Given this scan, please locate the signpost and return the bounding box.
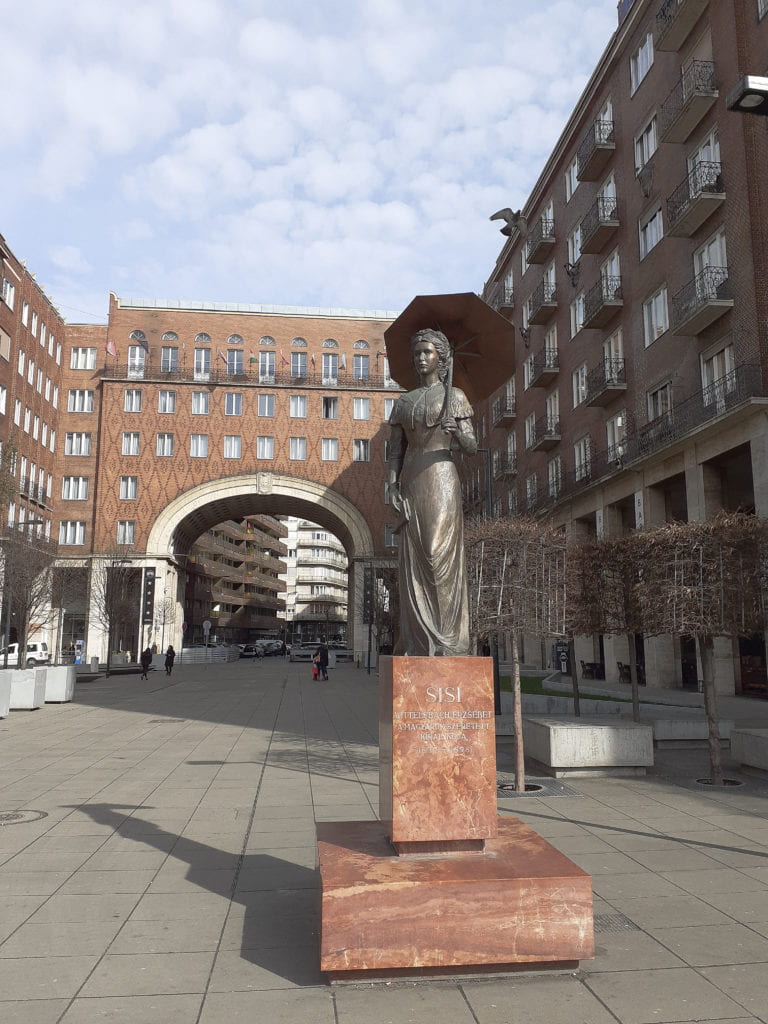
[202,619,211,662]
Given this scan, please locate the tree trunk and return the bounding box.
[569,639,581,717]
[699,635,724,786]
[629,635,641,723]
[510,632,526,792]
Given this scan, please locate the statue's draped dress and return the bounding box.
[389,383,473,656]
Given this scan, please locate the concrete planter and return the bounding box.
[523,715,654,777]
[731,728,768,772]
[4,668,46,710]
[0,673,10,717]
[43,665,77,703]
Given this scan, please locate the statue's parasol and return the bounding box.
[383,292,516,407]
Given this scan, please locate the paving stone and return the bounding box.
[59,994,204,1023]
[585,967,745,1024]
[207,947,323,990]
[79,951,215,997]
[659,868,767,895]
[0,955,100,1000]
[608,894,736,931]
[464,975,617,1024]
[0,999,69,1023]
[584,930,686,973]
[651,922,768,966]
[700,964,768,1016]
[199,988,334,1024]
[0,920,124,957]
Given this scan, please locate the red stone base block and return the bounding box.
[317,817,594,975]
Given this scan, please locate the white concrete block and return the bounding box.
[730,728,768,772]
[632,706,733,745]
[496,692,622,735]
[43,665,77,703]
[5,669,46,710]
[523,715,654,777]
[0,674,10,717]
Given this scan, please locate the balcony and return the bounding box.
[526,218,556,264]
[580,196,619,254]
[103,363,402,391]
[492,396,516,426]
[493,455,517,480]
[529,346,559,387]
[655,0,709,52]
[577,119,616,181]
[585,357,627,407]
[671,266,733,335]
[531,415,561,452]
[526,279,557,325]
[486,279,514,315]
[667,161,724,237]
[582,275,623,329]
[660,61,718,144]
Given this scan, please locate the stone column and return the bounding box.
[636,486,677,689]
[684,452,723,523]
[750,418,768,515]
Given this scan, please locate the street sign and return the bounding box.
[202,619,211,634]
[141,568,156,625]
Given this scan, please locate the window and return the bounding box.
[291,351,307,378]
[635,115,658,171]
[292,336,307,348]
[257,393,274,417]
[27,358,35,385]
[643,286,669,345]
[524,413,536,449]
[124,389,142,412]
[694,227,727,276]
[548,456,562,498]
[567,224,581,265]
[225,392,243,416]
[322,396,338,419]
[194,348,211,380]
[229,334,244,346]
[574,436,592,481]
[322,353,338,384]
[570,292,585,338]
[21,301,29,326]
[40,323,46,347]
[258,350,274,382]
[50,430,55,452]
[224,435,242,459]
[61,476,89,500]
[161,346,178,372]
[384,397,395,420]
[353,354,370,380]
[606,411,626,461]
[53,386,59,408]
[190,433,209,457]
[322,338,339,348]
[122,432,140,456]
[353,439,370,462]
[290,395,307,418]
[194,332,210,345]
[0,385,5,415]
[23,407,31,434]
[192,391,209,415]
[384,525,398,548]
[18,350,25,376]
[322,438,339,461]
[32,415,39,440]
[702,344,735,409]
[572,364,588,407]
[546,389,559,431]
[117,521,135,546]
[648,382,671,421]
[128,345,146,378]
[45,378,51,401]
[156,432,174,456]
[526,474,538,509]
[257,436,275,459]
[68,389,94,412]
[65,432,91,456]
[639,208,663,259]
[70,347,97,369]
[604,328,624,380]
[565,156,579,201]
[59,521,85,545]
[156,390,175,414]
[630,32,654,93]
[1,276,15,309]
[36,369,43,393]
[289,437,306,460]
[523,354,534,390]
[353,397,370,420]
[119,476,138,500]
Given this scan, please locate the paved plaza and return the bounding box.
[1,658,768,1024]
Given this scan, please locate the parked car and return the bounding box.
[239,643,265,658]
[262,640,285,656]
[0,641,50,667]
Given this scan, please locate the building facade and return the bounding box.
[478,0,768,695]
[280,517,349,644]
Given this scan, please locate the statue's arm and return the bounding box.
[454,416,478,456]
[388,423,407,513]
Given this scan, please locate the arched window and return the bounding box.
[228,334,244,345]
[322,338,339,348]
[291,337,307,348]
[259,336,276,346]
[195,332,212,345]
[129,330,147,343]
[353,339,370,349]
[162,331,178,342]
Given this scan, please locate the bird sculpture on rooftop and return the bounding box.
[489,208,528,236]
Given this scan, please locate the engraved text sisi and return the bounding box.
[393,686,493,755]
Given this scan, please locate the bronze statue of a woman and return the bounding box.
[387,328,478,656]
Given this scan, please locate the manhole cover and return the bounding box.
[498,783,544,793]
[0,809,48,826]
[595,913,640,933]
[695,777,744,787]
[496,774,582,798]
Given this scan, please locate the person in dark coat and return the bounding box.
[314,637,329,680]
[140,647,152,680]
[165,645,176,676]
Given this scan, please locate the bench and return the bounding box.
[522,715,654,778]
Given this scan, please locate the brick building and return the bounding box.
[478,0,768,695]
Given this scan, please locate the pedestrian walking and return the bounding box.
[140,647,152,680]
[165,645,176,676]
[314,637,329,681]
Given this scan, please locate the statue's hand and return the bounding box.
[389,481,403,514]
[442,416,459,437]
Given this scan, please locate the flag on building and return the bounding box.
[106,338,117,357]
[279,349,288,367]
[310,353,316,368]
[340,353,347,370]
[217,349,228,364]
[249,350,257,364]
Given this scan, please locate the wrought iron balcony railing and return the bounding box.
[660,60,717,142]
[670,266,733,334]
[105,364,402,390]
[583,275,623,328]
[492,396,516,425]
[485,279,514,312]
[585,357,626,405]
[656,0,709,51]
[667,161,724,235]
[529,346,559,386]
[577,119,615,181]
[526,280,557,324]
[526,218,555,263]
[580,195,619,253]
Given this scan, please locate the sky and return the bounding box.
[1,0,619,325]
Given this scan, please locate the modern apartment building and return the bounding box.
[280,517,349,644]
[478,0,768,695]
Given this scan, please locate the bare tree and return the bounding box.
[153,594,176,652]
[88,551,142,676]
[1,522,63,668]
[466,516,568,791]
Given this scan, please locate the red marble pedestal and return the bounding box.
[318,817,594,975]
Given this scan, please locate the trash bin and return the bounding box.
[553,640,570,676]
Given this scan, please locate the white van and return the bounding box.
[0,642,50,667]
